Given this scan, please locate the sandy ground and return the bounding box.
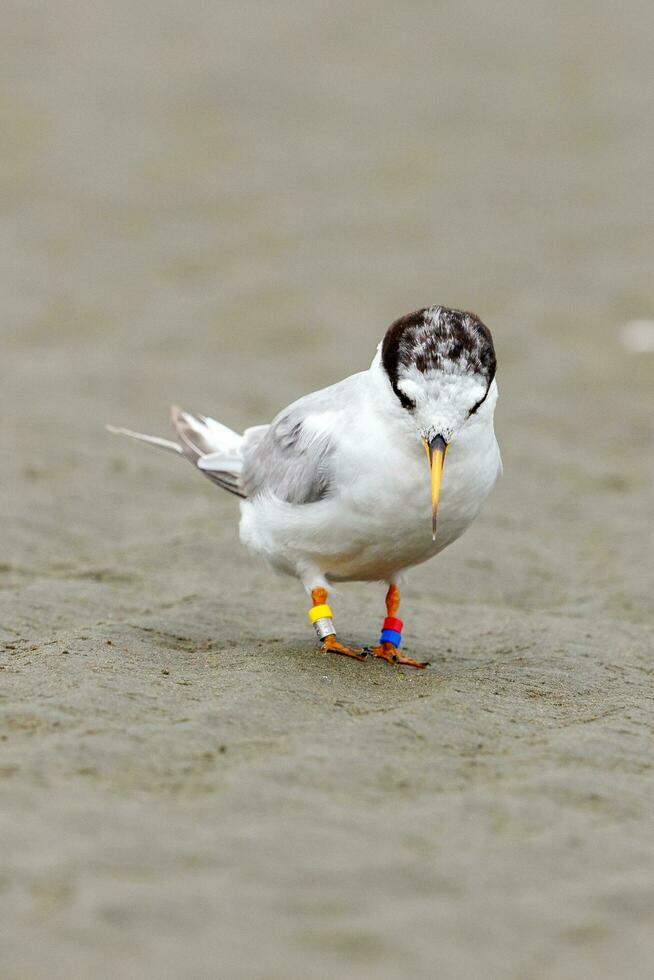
[2,2,654,977]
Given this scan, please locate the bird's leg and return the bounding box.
[370,584,430,669]
[309,588,367,662]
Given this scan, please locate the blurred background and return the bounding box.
[2,2,653,978]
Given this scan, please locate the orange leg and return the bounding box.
[370,585,429,669]
[311,588,367,662]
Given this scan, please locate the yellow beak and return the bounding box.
[422,435,448,541]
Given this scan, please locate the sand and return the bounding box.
[2,2,654,977]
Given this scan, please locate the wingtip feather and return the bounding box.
[106,424,182,454]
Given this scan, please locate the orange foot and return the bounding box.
[370,642,430,669]
[323,635,368,662]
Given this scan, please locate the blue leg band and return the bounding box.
[379,628,402,648]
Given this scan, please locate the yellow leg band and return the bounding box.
[309,604,333,624]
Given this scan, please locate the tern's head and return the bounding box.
[381,305,497,538]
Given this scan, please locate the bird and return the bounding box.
[108,305,501,669]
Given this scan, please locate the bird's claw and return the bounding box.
[370,642,430,669]
[322,635,368,661]
[323,639,430,669]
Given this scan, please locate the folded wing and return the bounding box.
[241,374,361,505]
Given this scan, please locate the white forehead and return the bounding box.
[397,364,487,408]
[397,366,489,439]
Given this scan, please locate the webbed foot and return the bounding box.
[323,635,368,662]
[370,641,429,669]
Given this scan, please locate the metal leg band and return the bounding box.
[313,617,336,641]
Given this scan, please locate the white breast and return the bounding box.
[239,386,501,585]
[324,401,500,580]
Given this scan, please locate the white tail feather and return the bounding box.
[171,406,242,457]
[198,452,243,474]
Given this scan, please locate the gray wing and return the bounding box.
[242,373,363,504]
